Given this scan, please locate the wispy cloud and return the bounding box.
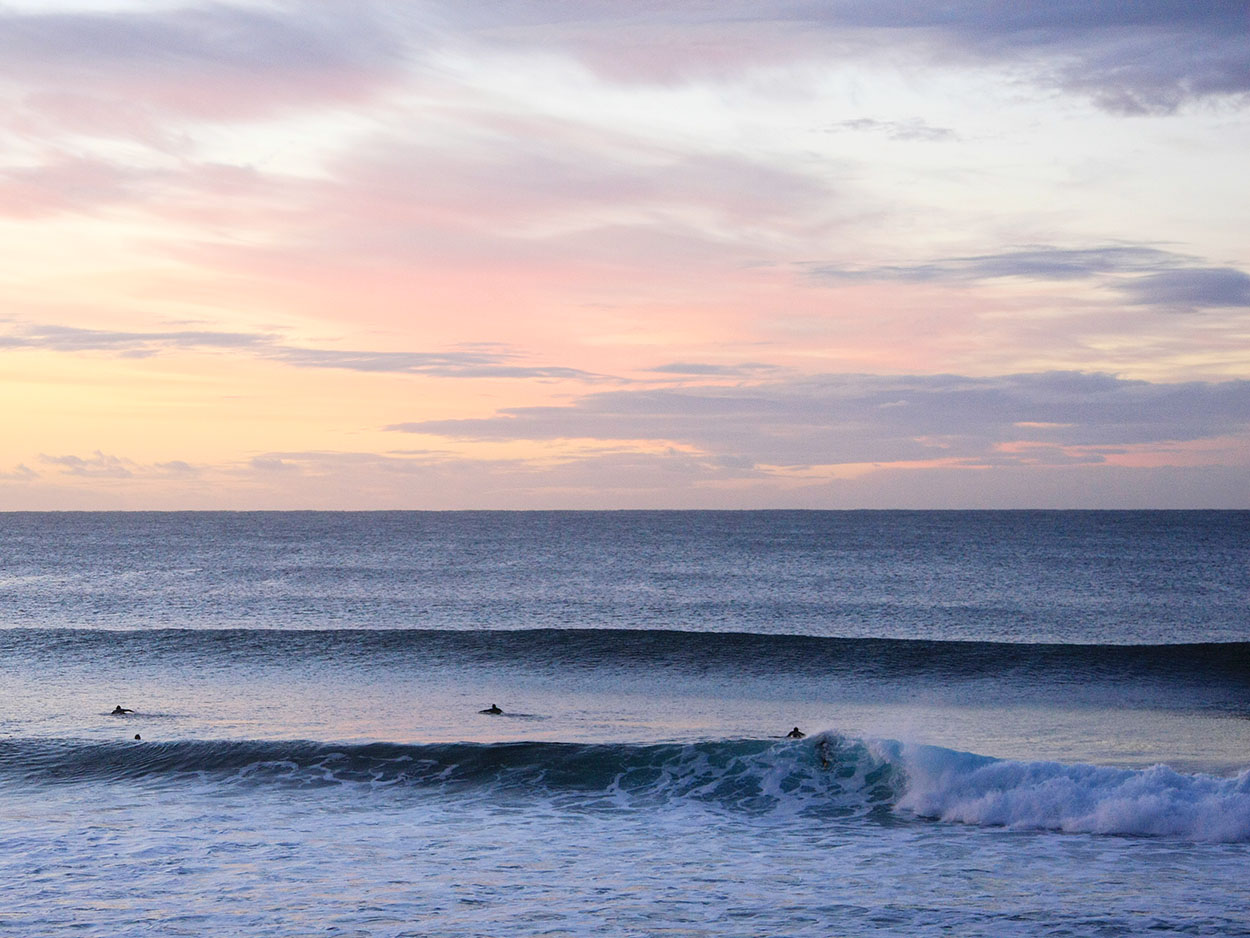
[812,246,1183,283]
[0,323,272,355]
[649,362,777,377]
[40,451,135,478]
[305,121,838,260]
[829,118,957,142]
[0,463,38,482]
[268,346,600,380]
[0,322,606,380]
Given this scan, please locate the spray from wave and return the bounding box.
[2,734,1246,841]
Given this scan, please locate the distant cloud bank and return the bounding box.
[390,371,1250,468]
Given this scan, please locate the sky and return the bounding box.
[1,0,1249,509]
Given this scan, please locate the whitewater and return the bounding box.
[0,510,1247,936]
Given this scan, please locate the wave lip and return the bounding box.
[889,741,1250,842]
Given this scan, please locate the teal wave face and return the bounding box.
[0,736,898,816]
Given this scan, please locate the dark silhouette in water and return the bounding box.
[134,734,141,740]
[480,704,503,715]
[786,727,805,739]
[111,705,133,715]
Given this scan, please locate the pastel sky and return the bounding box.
[2,0,1249,508]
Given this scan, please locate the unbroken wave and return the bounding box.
[3,628,1248,714]
[2,734,1246,842]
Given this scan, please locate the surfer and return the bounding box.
[480,704,503,715]
[134,734,141,741]
[785,726,805,739]
[111,705,133,715]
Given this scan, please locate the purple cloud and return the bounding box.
[388,371,1250,467]
[1120,269,1250,309]
[447,1,1250,113]
[811,245,1250,311]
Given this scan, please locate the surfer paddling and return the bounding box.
[785,726,805,739]
[111,705,134,715]
[480,704,503,715]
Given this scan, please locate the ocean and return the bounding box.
[0,510,1247,936]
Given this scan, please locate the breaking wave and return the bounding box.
[883,739,1250,842]
[2,734,1246,842]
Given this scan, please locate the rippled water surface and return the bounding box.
[0,511,1247,936]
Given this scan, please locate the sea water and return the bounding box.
[0,510,1247,936]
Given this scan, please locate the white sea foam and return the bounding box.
[886,739,1250,842]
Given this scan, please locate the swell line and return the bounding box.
[3,626,1246,669]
